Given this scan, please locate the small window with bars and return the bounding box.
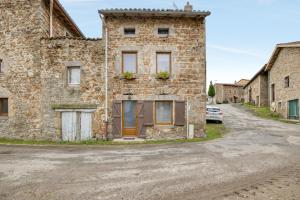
[284,76,289,88]
[158,28,169,36]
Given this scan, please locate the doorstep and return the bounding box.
[113,137,145,143]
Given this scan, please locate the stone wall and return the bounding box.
[40,38,104,139]
[215,84,244,104]
[269,47,300,118]
[0,0,43,139]
[105,16,207,138]
[0,0,86,140]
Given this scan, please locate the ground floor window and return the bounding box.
[155,101,173,125]
[0,98,8,116]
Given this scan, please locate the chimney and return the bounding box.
[184,2,193,12]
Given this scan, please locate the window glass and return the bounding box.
[124,28,136,35]
[158,28,169,35]
[123,53,137,73]
[68,67,80,85]
[156,101,173,124]
[0,98,8,115]
[284,76,289,88]
[0,59,3,73]
[157,53,171,73]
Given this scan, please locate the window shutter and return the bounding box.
[143,101,154,126]
[175,101,186,126]
[137,101,146,138]
[112,100,122,138]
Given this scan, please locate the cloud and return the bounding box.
[208,44,264,59]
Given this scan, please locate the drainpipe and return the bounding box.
[100,14,109,140]
[50,0,53,37]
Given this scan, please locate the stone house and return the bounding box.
[214,79,249,104]
[265,41,300,120]
[0,0,210,140]
[243,65,268,107]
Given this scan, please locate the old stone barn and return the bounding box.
[0,0,210,141]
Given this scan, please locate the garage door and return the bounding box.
[62,112,77,141]
[80,112,92,140]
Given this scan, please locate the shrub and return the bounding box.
[122,72,134,80]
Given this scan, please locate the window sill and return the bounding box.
[0,116,8,120]
[116,74,138,80]
[158,34,169,38]
[154,125,175,129]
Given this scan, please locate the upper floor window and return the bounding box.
[124,28,136,36]
[68,66,80,85]
[0,59,3,73]
[0,98,8,116]
[122,52,137,73]
[284,76,290,88]
[158,28,169,36]
[156,52,171,73]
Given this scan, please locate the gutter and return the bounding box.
[99,13,109,140]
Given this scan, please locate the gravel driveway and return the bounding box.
[0,104,300,200]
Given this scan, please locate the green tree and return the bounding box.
[208,81,216,98]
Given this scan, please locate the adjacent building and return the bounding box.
[243,65,268,107]
[0,0,210,140]
[214,79,249,104]
[265,41,300,120]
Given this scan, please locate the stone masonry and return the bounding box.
[0,1,210,140]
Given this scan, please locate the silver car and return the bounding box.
[206,106,223,123]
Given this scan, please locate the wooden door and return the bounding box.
[61,112,77,141]
[80,112,92,140]
[122,101,137,136]
[288,99,299,119]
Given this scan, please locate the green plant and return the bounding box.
[122,72,134,80]
[156,71,170,80]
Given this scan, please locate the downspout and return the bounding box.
[50,0,53,37]
[100,14,109,140]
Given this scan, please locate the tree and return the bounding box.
[208,81,216,98]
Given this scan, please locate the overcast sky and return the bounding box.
[60,0,300,85]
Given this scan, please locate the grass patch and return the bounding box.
[0,124,226,146]
[243,103,281,120]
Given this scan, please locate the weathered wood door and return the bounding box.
[122,101,137,136]
[62,112,77,141]
[80,112,92,140]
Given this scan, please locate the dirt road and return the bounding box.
[0,104,299,200]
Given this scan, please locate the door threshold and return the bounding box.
[113,137,145,143]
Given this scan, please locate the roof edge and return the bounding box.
[243,65,267,89]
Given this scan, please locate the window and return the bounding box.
[271,84,275,102]
[0,59,3,73]
[155,101,173,125]
[156,52,171,73]
[122,52,137,73]
[284,76,289,88]
[124,28,136,35]
[158,28,169,35]
[0,98,8,116]
[68,66,80,85]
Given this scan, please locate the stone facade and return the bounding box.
[0,1,210,140]
[0,0,84,139]
[214,79,248,104]
[243,68,268,107]
[104,12,209,139]
[267,47,300,119]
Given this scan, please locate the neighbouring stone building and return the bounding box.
[0,0,210,140]
[265,41,300,120]
[243,65,268,107]
[214,79,249,104]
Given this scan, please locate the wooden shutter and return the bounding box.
[143,101,154,126]
[175,101,186,126]
[137,101,146,138]
[112,100,122,138]
[80,112,92,140]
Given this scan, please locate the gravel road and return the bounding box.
[0,104,299,200]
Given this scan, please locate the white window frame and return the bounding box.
[67,66,81,86]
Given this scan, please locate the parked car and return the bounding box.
[206,106,223,123]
